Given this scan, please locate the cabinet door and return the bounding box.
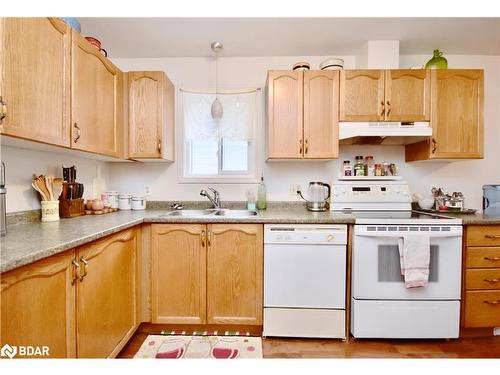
[0,17,70,147]
[129,71,175,160]
[303,70,339,159]
[340,70,385,121]
[430,69,484,159]
[1,251,76,358]
[76,229,138,358]
[207,224,263,325]
[151,224,206,324]
[71,31,123,157]
[267,70,303,159]
[385,69,430,121]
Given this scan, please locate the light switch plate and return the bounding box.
[144,185,152,196]
[290,184,301,196]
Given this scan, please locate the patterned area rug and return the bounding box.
[134,335,263,359]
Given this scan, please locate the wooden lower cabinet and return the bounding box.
[151,224,207,324]
[76,228,139,358]
[0,251,77,358]
[463,225,500,328]
[207,224,263,325]
[0,228,139,358]
[151,223,263,326]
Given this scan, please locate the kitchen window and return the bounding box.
[180,89,260,183]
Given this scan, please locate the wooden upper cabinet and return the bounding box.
[267,70,303,159]
[1,251,77,358]
[128,71,175,161]
[76,229,138,358]
[0,17,71,147]
[431,70,483,158]
[406,69,484,161]
[71,30,124,158]
[303,70,339,159]
[151,224,207,324]
[385,69,430,121]
[340,70,385,121]
[207,224,263,325]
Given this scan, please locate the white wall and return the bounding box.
[0,145,110,213]
[108,54,500,211]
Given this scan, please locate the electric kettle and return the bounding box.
[297,182,331,212]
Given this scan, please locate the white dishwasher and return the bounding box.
[263,224,347,339]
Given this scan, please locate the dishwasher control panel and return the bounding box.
[264,224,347,245]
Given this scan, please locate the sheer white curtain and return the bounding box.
[181,89,259,179]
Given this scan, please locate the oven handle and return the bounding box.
[355,231,462,238]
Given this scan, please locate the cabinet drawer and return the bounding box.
[467,225,500,247]
[464,290,500,328]
[466,269,500,290]
[466,247,500,268]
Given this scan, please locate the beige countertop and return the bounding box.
[0,207,355,274]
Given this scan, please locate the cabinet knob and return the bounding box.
[431,138,437,154]
[73,123,81,143]
[0,96,7,124]
[79,257,88,282]
[304,139,309,155]
[157,139,162,154]
[71,259,80,285]
[386,100,391,116]
[298,139,303,155]
[201,230,206,247]
[380,101,385,116]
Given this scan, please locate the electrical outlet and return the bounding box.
[144,185,152,196]
[290,184,301,196]
[494,327,500,336]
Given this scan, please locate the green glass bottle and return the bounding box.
[425,49,448,69]
[257,176,267,210]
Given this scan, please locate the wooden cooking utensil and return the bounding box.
[32,180,48,201]
[53,178,63,200]
[34,175,51,201]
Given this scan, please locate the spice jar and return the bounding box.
[343,160,352,177]
[374,164,382,176]
[364,156,375,176]
[354,156,365,177]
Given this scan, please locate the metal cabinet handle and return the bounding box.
[201,230,206,247]
[484,278,500,283]
[304,139,309,155]
[71,259,80,285]
[79,257,88,282]
[386,100,391,116]
[483,300,500,305]
[207,230,212,247]
[431,138,437,154]
[73,123,81,143]
[0,96,7,123]
[484,257,500,261]
[380,101,385,116]
[485,235,500,239]
[157,139,162,153]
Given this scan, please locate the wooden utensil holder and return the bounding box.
[59,198,85,218]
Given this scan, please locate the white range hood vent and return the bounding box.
[339,122,432,146]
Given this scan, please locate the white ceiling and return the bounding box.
[77,18,500,58]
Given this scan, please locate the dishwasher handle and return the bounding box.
[355,230,462,238]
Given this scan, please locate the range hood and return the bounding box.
[339,122,432,145]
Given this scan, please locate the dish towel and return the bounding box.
[398,234,430,288]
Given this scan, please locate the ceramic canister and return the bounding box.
[41,200,60,222]
[131,195,146,210]
[104,191,119,209]
[118,194,132,210]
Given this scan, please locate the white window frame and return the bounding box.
[177,88,262,184]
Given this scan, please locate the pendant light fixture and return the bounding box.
[211,41,223,120]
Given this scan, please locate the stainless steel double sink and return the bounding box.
[160,209,259,218]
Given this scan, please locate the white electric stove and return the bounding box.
[332,179,463,339]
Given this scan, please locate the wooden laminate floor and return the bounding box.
[118,332,500,358]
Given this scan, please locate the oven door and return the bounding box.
[353,224,462,300]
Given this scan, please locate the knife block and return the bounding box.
[59,198,85,218]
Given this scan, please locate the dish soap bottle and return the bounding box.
[257,176,267,210]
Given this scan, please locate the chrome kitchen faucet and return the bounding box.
[200,187,221,209]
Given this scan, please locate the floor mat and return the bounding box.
[134,334,263,359]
